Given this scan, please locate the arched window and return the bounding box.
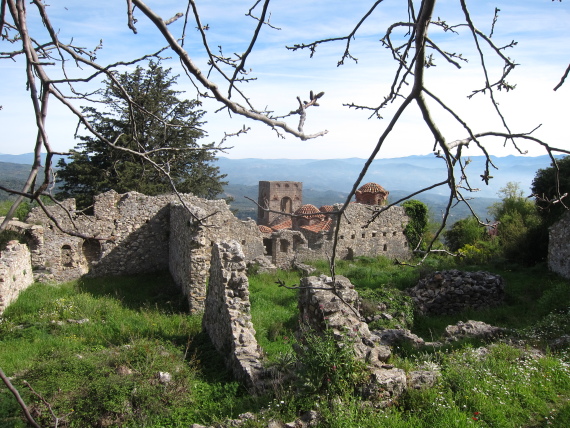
[280,196,293,213]
[61,245,73,268]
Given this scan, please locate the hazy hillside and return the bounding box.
[2,153,559,221]
[0,162,39,201]
[216,154,560,198]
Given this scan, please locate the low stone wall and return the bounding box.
[0,241,34,315]
[202,241,265,391]
[407,270,505,315]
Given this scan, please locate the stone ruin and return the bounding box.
[199,244,444,403]
[0,181,411,315]
[298,274,408,403]
[549,211,570,280]
[407,270,505,315]
[202,241,265,391]
[0,240,33,315]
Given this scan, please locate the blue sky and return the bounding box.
[1,0,569,159]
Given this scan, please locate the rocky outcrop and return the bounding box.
[202,241,266,391]
[443,320,508,342]
[407,270,505,315]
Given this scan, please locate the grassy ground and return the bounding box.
[1,258,570,427]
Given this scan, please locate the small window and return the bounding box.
[372,232,377,238]
[340,235,344,240]
[61,245,73,268]
[241,240,246,245]
[383,244,388,251]
[285,183,290,188]
[280,239,290,253]
[351,234,355,239]
[263,238,273,256]
[362,233,366,238]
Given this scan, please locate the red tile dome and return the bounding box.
[295,204,321,215]
[358,182,387,194]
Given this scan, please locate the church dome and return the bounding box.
[295,204,321,215]
[358,182,388,194]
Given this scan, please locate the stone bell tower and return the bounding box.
[257,181,303,226]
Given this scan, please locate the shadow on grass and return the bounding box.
[76,270,188,313]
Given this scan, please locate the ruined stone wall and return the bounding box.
[24,191,265,287]
[407,270,505,315]
[169,199,265,312]
[298,275,407,403]
[202,241,265,390]
[0,241,33,315]
[549,212,570,279]
[26,191,172,282]
[271,204,410,268]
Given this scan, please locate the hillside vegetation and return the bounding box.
[2,257,570,427]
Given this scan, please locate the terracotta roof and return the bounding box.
[271,219,292,231]
[258,225,273,233]
[300,219,333,233]
[358,182,388,194]
[319,205,334,213]
[295,204,321,215]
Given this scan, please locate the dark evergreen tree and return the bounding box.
[531,156,570,225]
[57,61,226,209]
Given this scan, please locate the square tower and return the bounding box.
[257,181,303,226]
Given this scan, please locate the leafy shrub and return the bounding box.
[403,200,429,250]
[444,216,487,252]
[295,328,367,397]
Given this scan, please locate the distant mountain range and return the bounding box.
[1,152,562,222]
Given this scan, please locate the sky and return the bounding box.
[1,0,569,160]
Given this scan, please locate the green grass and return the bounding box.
[2,258,570,427]
[0,272,269,427]
[249,270,300,359]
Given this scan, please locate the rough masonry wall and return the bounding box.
[26,192,172,282]
[25,191,265,286]
[202,241,265,390]
[0,241,33,315]
[549,211,570,279]
[271,204,410,269]
[169,199,265,312]
[407,270,505,315]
